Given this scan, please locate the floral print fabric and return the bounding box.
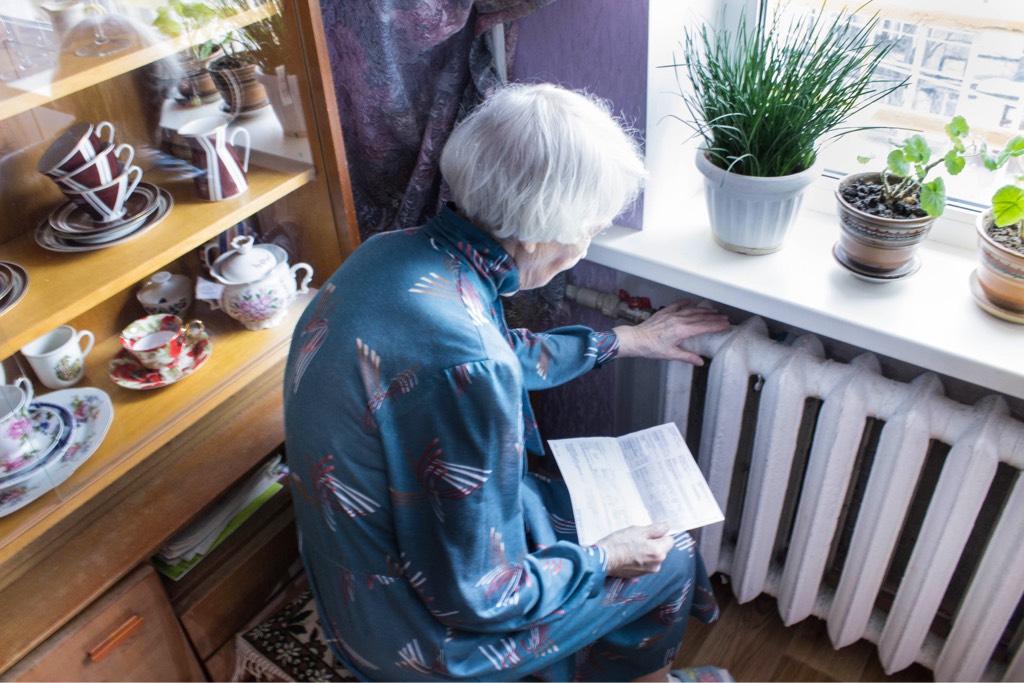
[284,206,718,680]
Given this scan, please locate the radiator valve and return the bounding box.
[565,284,656,323]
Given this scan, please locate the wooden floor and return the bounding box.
[674,575,934,682]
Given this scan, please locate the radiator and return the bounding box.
[562,279,1024,680]
[647,315,1024,681]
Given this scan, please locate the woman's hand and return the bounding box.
[613,300,729,365]
[596,523,675,578]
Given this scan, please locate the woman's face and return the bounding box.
[501,230,599,291]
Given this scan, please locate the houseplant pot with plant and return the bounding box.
[153,0,225,106]
[674,0,905,254]
[835,115,988,281]
[972,137,1024,320]
[206,0,286,117]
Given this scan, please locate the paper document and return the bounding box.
[548,423,724,546]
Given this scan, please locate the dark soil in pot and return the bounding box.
[986,223,1024,254]
[840,178,927,219]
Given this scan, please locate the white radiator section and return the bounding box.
[662,317,1024,681]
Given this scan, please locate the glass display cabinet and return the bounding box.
[0,0,358,674]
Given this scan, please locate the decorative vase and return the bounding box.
[834,172,936,279]
[255,65,307,137]
[695,150,818,255]
[176,49,223,106]
[972,208,1024,321]
[208,57,269,117]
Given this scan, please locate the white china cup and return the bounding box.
[136,272,193,317]
[20,325,95,389]
[0,377,35,462]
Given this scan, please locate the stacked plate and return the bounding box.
[0,387,114,518]
[35,182,174,253]
[0,261,29,316]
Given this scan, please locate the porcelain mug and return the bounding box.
[120,314,205,370]
[177,115,250,201]
[20,325,95,389]
[37,120,116,178]
[0,377,35,462]
[59,165,143,223]
[56,142,135,191]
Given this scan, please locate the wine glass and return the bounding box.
[74,2,128,58]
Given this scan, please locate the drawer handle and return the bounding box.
[87,614,145,663]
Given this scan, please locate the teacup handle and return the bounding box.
[291,263,313,294]
[76,330,95,358]
[228,127,250,172]
[124,165,143,198]
[14,376,33,408]
[181,320,205,343]
[114,143,135,169]
[95,120,115,144]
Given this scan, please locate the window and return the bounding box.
[769,0,1024,208]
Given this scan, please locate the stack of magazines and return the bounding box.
[153,456,287,581]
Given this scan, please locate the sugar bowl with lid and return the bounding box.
[201,235,312,330]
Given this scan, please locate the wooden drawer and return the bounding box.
[163,486,301,662]
[3,565,204,682]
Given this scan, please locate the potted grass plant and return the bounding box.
[973,137,1024,319]
[673,0,905,254]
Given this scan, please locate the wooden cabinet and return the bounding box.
[2,565,205,682]
[0,0,357,675]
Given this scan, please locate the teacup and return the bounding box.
[56,142,135,191]
[20,325,95,389]
[60,165,143,223]
[37,120,116,178]
[0,377,35,462]
[120,314,204,370]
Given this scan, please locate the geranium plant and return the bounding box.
[985,136,1024,241]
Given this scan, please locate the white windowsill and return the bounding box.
[586,186,1024,401]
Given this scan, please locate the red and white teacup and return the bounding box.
[119,314,205,370]
[37,120,116,178]
[60,165,143,223]
[56,142,135,191]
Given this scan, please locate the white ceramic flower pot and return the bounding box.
[696,150,819,255]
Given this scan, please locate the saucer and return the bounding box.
[832,242,921,283]
[0,261,29,316]
[968,270,1024,324]
[49,182,162,234]
[36,188,173,253]
[109,332,212,390]
[36,387,114,470]
[0,265,11,301]
[0,404,71,482]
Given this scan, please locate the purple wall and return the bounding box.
[511,0,649,231]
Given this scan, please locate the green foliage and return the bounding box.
[986,135,1024,237]
[866,115,982,218]
[151,0,283,68]
[671,0,907,178]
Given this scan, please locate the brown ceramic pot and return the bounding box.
[974,208,1024,316]
[835,172,936,275]
[208,56,270,116]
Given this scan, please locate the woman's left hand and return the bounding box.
[613,300,729,365]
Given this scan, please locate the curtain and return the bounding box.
[319,0,557,239]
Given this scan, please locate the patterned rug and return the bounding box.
[234,590,355,682]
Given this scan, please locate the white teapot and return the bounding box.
[201,235,313,330]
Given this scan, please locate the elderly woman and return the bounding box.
[284,83,730,681]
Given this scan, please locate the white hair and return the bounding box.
[439,83,646,245]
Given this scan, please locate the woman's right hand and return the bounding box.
[596,523,674,577]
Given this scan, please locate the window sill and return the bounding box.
[587,184,1024,402]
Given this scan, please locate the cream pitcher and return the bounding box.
[177,115,250,201]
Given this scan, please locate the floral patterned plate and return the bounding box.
[35,387,114,474]
[0,403,71,482]
[0,403,76,517]
[108,332,212,390]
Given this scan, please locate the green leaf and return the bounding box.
[944,150,966,176]
[887,149,909,176]
[991,184,1024,228]
[902,134,930,164]
[946,115,969,138]
[919,178,947,217]
[856,155,873,165]
[152,7,181,38]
